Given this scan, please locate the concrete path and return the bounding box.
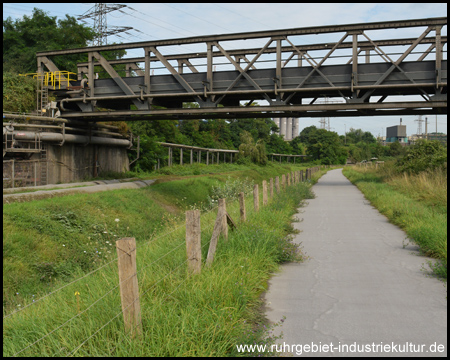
[264,169,447,357]
[3,179,155,204]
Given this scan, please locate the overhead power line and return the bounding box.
[77,3,134,46]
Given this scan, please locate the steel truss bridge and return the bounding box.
[36,17,447,122]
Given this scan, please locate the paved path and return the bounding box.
[3,179,155,204]
[264,169,447,357]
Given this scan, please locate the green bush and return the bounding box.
[3,72,37,113]
[206,176,254,209]
[397,140,447,174]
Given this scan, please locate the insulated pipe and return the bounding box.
[4,113,69,123]
[12,131,131,147]
[3,113,120,131]
[3,123,125,138]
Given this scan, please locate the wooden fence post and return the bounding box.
[275,176,280,194]
[220,198,228,240]
[270,178,274,198]
[287,173,291,186]
[116,237,142,337]
[239,192,246,222]
[206,199,227,266]
[262,180,267,206]
[253,184,259,212]
[281,174,286,188]
[186,210,202,274]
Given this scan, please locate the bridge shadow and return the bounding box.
[313,180,354,186]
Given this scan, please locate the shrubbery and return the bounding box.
[206,176,254,209]
[397,140,447,174]
[3,72,37,113]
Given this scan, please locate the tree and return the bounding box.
[361,131,376,144]
[237,131,267,165]
[387,141,404,157]
[266,133,292,155]
[301,127,347,165]
[3,8,96,73]
[229,117,276,148]
[289,136,306,155]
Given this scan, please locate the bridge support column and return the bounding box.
[280,117,286,138]
[286,118,292,140]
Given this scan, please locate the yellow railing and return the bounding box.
[19,71,77,89]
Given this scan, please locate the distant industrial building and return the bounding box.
[386,124,408,145]
[273,117,299,141]
[409,132,447,145]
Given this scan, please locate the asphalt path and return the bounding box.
[264,168,447,357]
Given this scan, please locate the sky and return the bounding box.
[3,3,447,138]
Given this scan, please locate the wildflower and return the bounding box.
[103,231,108,234]
[115,218,120,222]
[63,244,65,247]
[74,291,80,296]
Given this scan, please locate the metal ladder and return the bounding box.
[40,143,48,185]
[36,77,49,115]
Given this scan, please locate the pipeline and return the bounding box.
[3,113,120,131]
[12,130,131,147]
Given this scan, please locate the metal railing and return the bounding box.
[19,71,77,89]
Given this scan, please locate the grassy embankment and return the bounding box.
[3,162,330,356]
[343,164,447,279]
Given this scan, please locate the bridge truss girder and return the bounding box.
[36,17,447,122]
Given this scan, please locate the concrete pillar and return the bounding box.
[286,118,292,140]
[280,117,286,138]
[273,118,280,132]
[292,118,299,139]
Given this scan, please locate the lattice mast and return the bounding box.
[77,3,133,46]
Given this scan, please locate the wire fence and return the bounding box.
[5,166,333,356]
[3,159,45,189]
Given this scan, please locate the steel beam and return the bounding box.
[35,16,446,122]
[36,17,447,56]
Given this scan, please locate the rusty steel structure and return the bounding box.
[35,17,447,122]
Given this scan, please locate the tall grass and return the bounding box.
[3,180,314,356]
[3,164,320,356]
[385,167,447,210]
[343,165,447,279]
